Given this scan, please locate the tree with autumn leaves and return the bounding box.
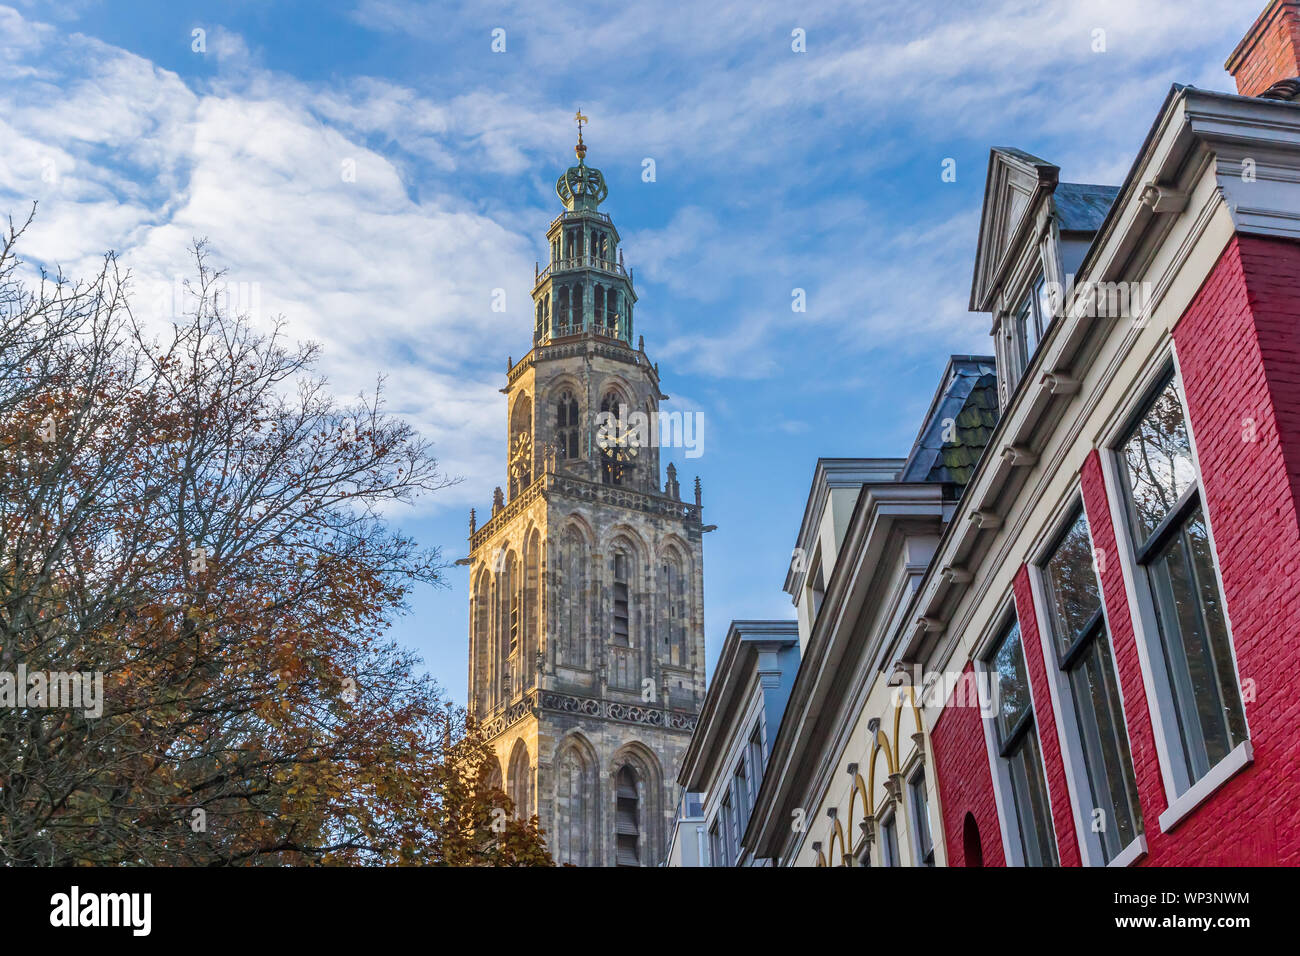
[0,212,551,866]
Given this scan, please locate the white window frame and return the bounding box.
[973,593,1061,867]
[1027,488,1145,867]
[877,805,901,867]
[1097,349,1253,831]
[904,759,936,867]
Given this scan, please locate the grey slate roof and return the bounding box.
[1055,182,1120,233]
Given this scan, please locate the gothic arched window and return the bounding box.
[524,530,540,683]
[508,739,532,821]
[497,553,518,703]
[663,550,687,667]
[484,755,503,796]
[555,389,579,460]
[473,571,490,711]
[572,284,583,330]
[594,285,605,330]
[615,766,640,866]
[554,737,598,866]
[612,548,631,647]
[556,526,589,666]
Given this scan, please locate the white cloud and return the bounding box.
[0,5,541,512]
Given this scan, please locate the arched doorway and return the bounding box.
[963,812,984,867]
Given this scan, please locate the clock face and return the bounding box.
[607,427,639,462]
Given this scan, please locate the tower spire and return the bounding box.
[556,112,607,210]
[574,108,588,162]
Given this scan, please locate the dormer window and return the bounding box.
[1014,270,1051,370]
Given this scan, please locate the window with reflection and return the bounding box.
[1008,270,1055,377]
[878,810,900,867]
[988,620,1058,866]
[1041,507,1142,862]
[708,821,723,867]
[720,792,735,866]
[1119,374,1246,787]
[908,767,935,866]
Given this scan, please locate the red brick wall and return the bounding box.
[1163,234,1300,865]
[1012,565,1082,866]
[930,661,1005,867]
[1074,235,1300,866]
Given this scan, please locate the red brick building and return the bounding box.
[745,0,1300,868]
[927,0,1300,867]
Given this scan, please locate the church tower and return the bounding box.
[466,115,707,866]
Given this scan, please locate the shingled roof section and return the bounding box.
[926,371,998,488]
[1054,182,1120,233]
[900,355,999,495]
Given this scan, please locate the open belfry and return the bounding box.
[465,115,707,866]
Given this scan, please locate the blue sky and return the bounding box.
[0,0,1264,704]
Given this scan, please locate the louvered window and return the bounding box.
[615,766,639,866]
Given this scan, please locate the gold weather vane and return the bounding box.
[574,109,588,160]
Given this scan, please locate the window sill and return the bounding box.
[1107,834,1148,868]
[1158,739,1254,834]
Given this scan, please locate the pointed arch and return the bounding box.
[848,771,871,829]
[658,539,689,668]
[601,524,652,568]
[523,527,541,687]
[549,379,583,461]
[596,377,635,414]
[507,738,533,820]
[553,732,600,866]
[604,528,648,690]
[826,818,848,866]
[605,528,655,691]
[554,518,593,668]
[867,728,896,807]
[609,742,664,868]
[497,550,519,703]
[963,812,985,867]
[472,567,492,712]
[483,752,503,795]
